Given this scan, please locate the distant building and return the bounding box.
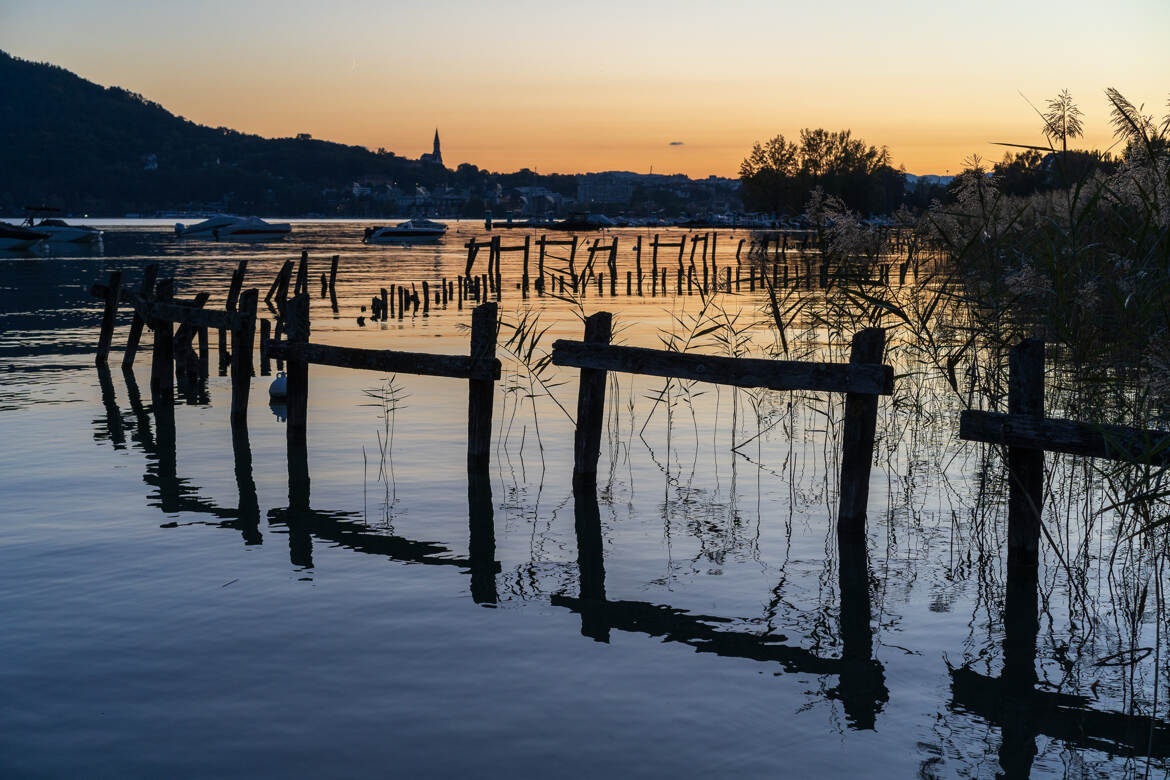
[420,129,443,166]
[577,173,634,205]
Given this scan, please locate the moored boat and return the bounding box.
[363,219,447,242]
[22,208,103,242]
[175,215,291,240]
[0,221,49,250]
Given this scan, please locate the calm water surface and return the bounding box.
[0,222,1166,777]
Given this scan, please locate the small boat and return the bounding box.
[174,215,291,240]
[363,219,447,242]
[547,213,611,231]
[0,221,49,250]
[22,208,103,243]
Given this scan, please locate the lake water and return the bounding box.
[1,221,1166,778]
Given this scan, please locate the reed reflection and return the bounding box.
[948,566,1170,774]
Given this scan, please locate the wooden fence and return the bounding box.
[551,314,894,538]
[267,294,501,470]
[90,264,258,422]
[959,338,1170,578]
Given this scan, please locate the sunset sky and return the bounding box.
[3,0,1168,177]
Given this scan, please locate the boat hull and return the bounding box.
[0,237,42,250]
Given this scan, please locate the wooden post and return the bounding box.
[123,264,159,369]
[96,270,123,365]
[149,278,174,395]
[295,250,309,296]
[467,302,497,472]
[572,311,613,492]
[522,234,531,290]
[285,293,310,442]
[1007,339,1045,579]
[231,289,258,423]
[537,235,546,280]
[608,239,618,297]
[837,327,885,541]
[568,236,578,277]
[260,318,271,376]
[198,326,209,377]
[422,281,431,315]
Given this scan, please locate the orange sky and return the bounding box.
[3,0,1168,177]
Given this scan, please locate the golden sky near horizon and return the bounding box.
[3,0,1168,177]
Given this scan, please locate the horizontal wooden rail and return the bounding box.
[550,340,894,396]
[267,341,501,381]
[90,283,241,330]
[960,409,1170,466]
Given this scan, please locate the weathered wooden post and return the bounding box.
[522,234,531,291]
[329,254,339,312]
[221,260,247,374]
[197,326,209,377]
[1007,339,1045,579]
[285,293,310,443]
[230,289,258,423]
[294,250,309,296]
[173,291,209,379]
[608,239,618,296]
[571,312,613,491]
[467,302,498,472]
[259,318,271,376]
[95,270,123,366]
[123,264,159,369]
[150,278,175,395]
[635,235,643,295]
[837,327,886,541]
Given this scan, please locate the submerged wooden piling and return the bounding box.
[467,302,498,472]
[837,328,885,541]
[123,264,159,369]
[230,289,258,422]
[571,312,613,491]
[95,270,123,366]
[1007,339,1045,580]
[284,293,310,442]
[149,278,175,395]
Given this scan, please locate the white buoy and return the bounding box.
[269,371,288,398]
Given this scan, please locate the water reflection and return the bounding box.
[948,569,1170,774]
[85,360,1170,770]
[93,363,262,543]
[555,491,889,730]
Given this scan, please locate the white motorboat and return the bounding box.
[22,208,103,243]
[363,219,447,242]
[0,221,49,250]
[175,215,291,240]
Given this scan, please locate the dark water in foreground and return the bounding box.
[1,222,1166,778]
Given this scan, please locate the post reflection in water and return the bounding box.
[93,363,264,544]
[87,365,1170,768]
[948,563,1170,776]
[557,490,888,729]
[467,470,497,605]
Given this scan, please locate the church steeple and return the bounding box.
[431,128,442,166]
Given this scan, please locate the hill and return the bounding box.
[0,50,475,216]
